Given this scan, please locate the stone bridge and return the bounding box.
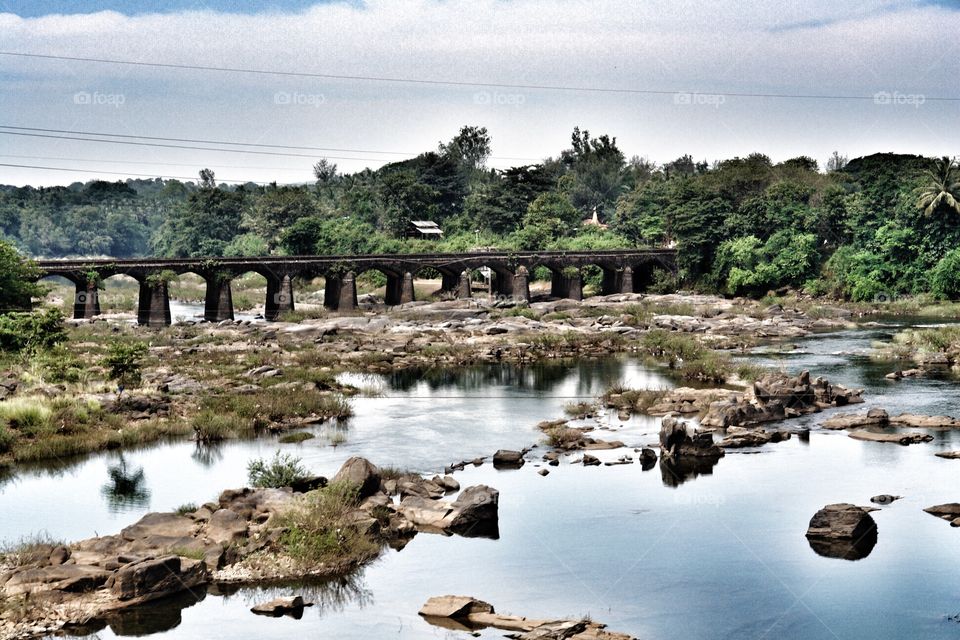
[34,249,677,326]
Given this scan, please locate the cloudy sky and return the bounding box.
[0,0,957,186]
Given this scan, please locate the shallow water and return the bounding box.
[2,324,960,639]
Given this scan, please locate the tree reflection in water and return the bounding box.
[101,454,151,512]
[191,441,224,468]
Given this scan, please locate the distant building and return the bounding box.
[582,208,608,230]
[406,220,444,239]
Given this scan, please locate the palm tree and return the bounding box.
[916,156,960,216]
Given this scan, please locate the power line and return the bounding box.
[2,50,958,102]
[0,131,395,163]
[0,125,542,163]
[0,154,315,173]
[0,162,285,184]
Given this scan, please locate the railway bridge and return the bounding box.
[34,249,677,326]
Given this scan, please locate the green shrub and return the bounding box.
[0,309,67,355]
[247,450,309,488]
[193,410,236,442]
[102,341,149,387]
[174,503,198,515]
[930,248,960,300]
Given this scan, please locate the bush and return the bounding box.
[102,341,149,387]
[930,248,960,300]
[0,309,67,354]
[247,450,309,488]
[193,410,236,443]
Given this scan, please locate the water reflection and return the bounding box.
[807,529,878,561]
[191,441,224,468]
[213,570,374,613]
[101,455,151,512]
[66,587,207,637]
[659,454,722,487]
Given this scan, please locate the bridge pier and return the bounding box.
[399,272,415,304]
[204,277,234,322]
[620,266,634,293]
[457,270,472,298]
[73,278,101,320]
[137,280,171,327]
[512,267,530,302]
[551,268,582,301]
[265,274,295,321]
[324,271,357,312]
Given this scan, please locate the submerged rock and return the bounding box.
[848,430,933,445]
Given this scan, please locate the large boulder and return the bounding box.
[398,485,499,538]
[805,503,878,560]
[332,457,382,499]
[492,449,524,468]
[110,555,208,603]
[659,416,724,458]
[250,595,310,617]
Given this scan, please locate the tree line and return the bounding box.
[1,125,958,301]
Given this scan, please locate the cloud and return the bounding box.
[0,0,957,186]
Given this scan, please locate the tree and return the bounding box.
[439,125,492,172]
[102,341,149,387]
[152,170,244,257]
[916,156,960,216]
[826,151,848,173]
[243,185,317,250]
[0,239,42,312]
[561,127,627,221]
[513,192,580,250]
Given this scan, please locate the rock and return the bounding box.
[582,454,601,466]
[848,430,933,445]
[111,555,207,603]
[48,546,71,566]
[659,417,724,458]
[935,450,960,459]
[492,449,524,468]
[923,503,960,521]
[289,475,327,493]
[870,494,901,505]
[719,429,791,448]
[538,469,550,476]
[890,414,960,429]
[332,457,382,499]
[250,595,311,617]
[805,503,878,560]
[206,509,249,545]
[398,485,499,538]
[436,475,460,492]
[806,503,878,539]
[822,411,888,430]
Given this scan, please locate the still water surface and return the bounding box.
[2,322,959,639]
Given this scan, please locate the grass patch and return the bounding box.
[1,532,64,567]
[174,503,198,515]
[502,307,540,320]
[169,546,206,560]
[563,401,596,418]
[193,410,238,443]
[602,385,668,412]
[274,481,381,568]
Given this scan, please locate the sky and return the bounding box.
[0,0,958,186]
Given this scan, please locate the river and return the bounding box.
[3,320,960,639]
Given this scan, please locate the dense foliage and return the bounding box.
[2,124,958,300]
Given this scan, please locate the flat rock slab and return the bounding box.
[419,596,635,639]
[849,430,933,445]
[935,450,960,459]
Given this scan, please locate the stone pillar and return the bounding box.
[620,266,634,294]
[399,271,415,304]
[73,278,101,320]
[324,271,358,312]
[265,273,295,321]
[137,279,171,327]
[203,277,234,322]
[512,266,530,303]
[457,270,472,298]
